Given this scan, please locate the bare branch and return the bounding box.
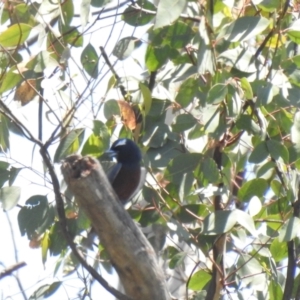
[61,155,171,300]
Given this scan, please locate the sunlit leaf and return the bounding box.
[278,217,300,242]
[238,178,268,202]
[188,270,211,291]
[218,16,270,42]
[54,129,85,163]
[0,23,32,47]
[154,0,186,29]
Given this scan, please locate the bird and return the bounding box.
[106,138,146,205]
[84,139,145,248]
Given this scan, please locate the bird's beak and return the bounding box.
[105,149,118,162]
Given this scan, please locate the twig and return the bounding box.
[0,262,27,279]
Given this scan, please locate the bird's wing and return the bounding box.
[130,166,147,200]
[106,162,122,183]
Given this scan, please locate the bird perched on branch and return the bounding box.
[84,139,145,248]
[107,138,146,205]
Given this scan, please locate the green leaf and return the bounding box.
[81,121,110,156]
[54,129,85,163]
[145,44,169,72]
[122,0,155,26]
[154,0,186,29]
[291,111,300,152]
[238,178,268,202]
[61,0,74,25]
[249,141,269,163]
[142,120,171,148]
[105,75,117,95]
[236,114,261,135]
[218,16,270,42]
[81,43,99,78]
[165,153,200,185]
[269,279,283,300]
[202,210,256,235]
[195,158,220,186]
[0,66,22,93]
[236,254,264,287]
[270,237,287,262]
[175,204,208,223]
[0,162,10,188]
[104,99,120,119]
[150,21,195,49]
[169,252,186,269]
[0,186,20,210]
[63,26,83,47]
[287,19,300,44]
[146,140,181,168]
[278,217,300,242]
[0,23,32,47]
[188,270,211,291]
[0,114,10,152]
[172,114,196,132]
[29,282,62,300]
[175,77,200,108]
[202,210,236,234]
[18,195,55,239]
[80,0,90,26]
[113,37,141,60]
[198,20,216,75]
[247,196,262,217]
[240,77,253,99]
[207,84,228,104]
[13,3,35,25]
[266,139,289,163]
[235,210,257,236]
[91,0,111,7]
[139,83,152,115]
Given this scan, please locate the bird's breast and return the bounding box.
[111,164,141,204]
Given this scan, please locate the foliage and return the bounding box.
[0,0,300,299]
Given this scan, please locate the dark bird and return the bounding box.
[107,138,146,205]
[84,139,145,248]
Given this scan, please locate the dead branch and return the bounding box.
[61,155,170,300]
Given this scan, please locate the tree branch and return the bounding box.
[61,155,170,300]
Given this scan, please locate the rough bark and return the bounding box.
[61,155,170,300]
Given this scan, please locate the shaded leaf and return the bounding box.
[0,186,21,210]
[266,139,289,164]
[113,37,141,60]
[0,114,10,152]
[238,178,268,202]
[81,43,98,78]
[249,141,269,163]
[122,0,155,26]
[172,114,196,132]
[18,196,55,239]
[207,84,228,104]
[169,252,186,269]
[29,281,62,300]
